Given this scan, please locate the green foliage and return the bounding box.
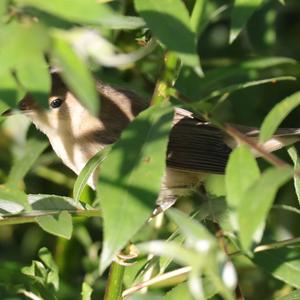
[1,0,300,299]
[98,103,174,272]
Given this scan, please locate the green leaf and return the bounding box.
[38,247,59,290]
[52,34,99,114]
[36,211,73,239]
[0,187,30,212]
[73,146,111,202]
[167,208,215,251]
[191,0,208,36]
[276,290,300,300]
[176,57,296,103]
[0,21,50,71]
[16,0,112,24]
[134,0,201,69]
[16,54,51,108]
[230,0,264,43]
[137,240,200,267]
[225,145,260,208]
[253,248,300,289]
[98,103,174,273]
[0,0,8,19]
[165,280,192,300]
[287,147,300,205]
[0,71,19,108]
[29,194,83,211]
[260,91,300,143]
[238,167,292,250]
[7,137,48,188]
[166,279,218,300]
[204,174,226,197]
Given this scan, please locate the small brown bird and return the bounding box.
[9,73,300,207]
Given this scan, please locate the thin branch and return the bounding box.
[122,266,191,298]
[229,236,300,257]
[223,124,288,168]
[0,209,102,226]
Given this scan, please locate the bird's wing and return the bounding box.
[167,109,300,174]
[167,109,232,174]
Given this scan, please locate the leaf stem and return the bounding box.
[122,266,191,298]
[104,261,125,300]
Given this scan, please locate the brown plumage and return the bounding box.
[12,74,300,208]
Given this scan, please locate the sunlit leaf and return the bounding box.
[191,0,208,36]
[276,290,300,300]
[225,145,260,208]
[230,0,264,43]
[137,240,200,267]
[238,167,292,250]
[29,194,83,210]
[176,57,296,104]
[287,147,300,205]
[134,0,201,70]
[0,187,30,212]
[260,91,300,143]
[73,146,111,202]
[16,0,112,24]
[7,137,48,188]
[0,21,50,71]
[166,279,218,300]
[253,248,300,289]
[167,208,215,251]
[204,174,226,197]
[16,54,51,108]
[52,34,99,114]
[0,0,8,19]
[36,211,73,239]
[98,103,174,273]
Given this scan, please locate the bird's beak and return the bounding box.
[1,109,13,116]
[1,98,35,117]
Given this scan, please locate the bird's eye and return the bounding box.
[50,98,63,109]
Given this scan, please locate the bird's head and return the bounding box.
[16,74,89,137]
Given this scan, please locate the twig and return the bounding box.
[0,209,102,226]
[229,236,300,257]
[122,266,191,298]
[223,124,288,168]
[213,222,245,300]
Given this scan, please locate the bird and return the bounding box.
[6,73,300,209]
